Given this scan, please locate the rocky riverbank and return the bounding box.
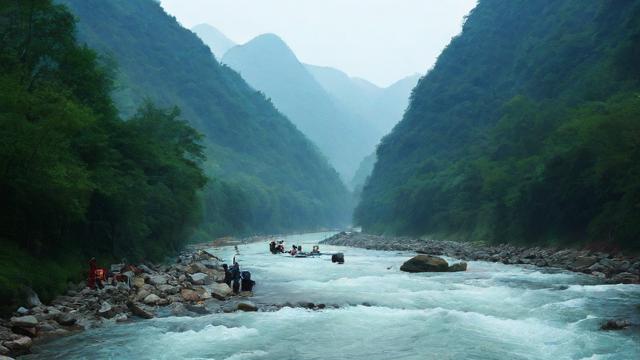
[0,245,265,359]
[321,232,640,284]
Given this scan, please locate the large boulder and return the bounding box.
[400,255,449,273]
[236,301,258,312]
[3,336,32,355]
[180,289,200,302]
[208,283,233,300]
[331,253,345,264]
[10,316,38,328]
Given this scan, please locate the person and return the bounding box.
[222,264,232,287]
[87,258,105,289]
[269,241,276,254]
[231,261,241,294]
[276,241,285,253]
[298,245,303,253]
[290,245,298,256]
[312,245,320,254]
[241,271,255,292]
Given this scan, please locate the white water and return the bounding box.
[28,232,640,359]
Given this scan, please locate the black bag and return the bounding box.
[241,271,251,281]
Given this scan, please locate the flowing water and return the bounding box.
[27,232,640,359]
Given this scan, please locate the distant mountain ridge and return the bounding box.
[222,33,380,182]
[191,23,236,59]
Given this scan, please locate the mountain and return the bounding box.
[306,65,420,136]
[222,34,379,182]
[191,23,236,59]
[60,0,351,235]
[357,0,640,250]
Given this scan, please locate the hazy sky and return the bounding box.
[159,0,476,87]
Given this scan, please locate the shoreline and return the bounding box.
[0,236,281,359]
[320,232,640,284]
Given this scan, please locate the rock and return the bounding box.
[610,272,640,284]
[114,314,128,323]
[185,304,210,315]
[169,303,190,316]
[180,289,199,302]
[571,256,598,270]
[448,262,468,272]
[3,336,32,354]
[148,275,168,286]
[208,283,232,300]
[400,255,449,272]
[11,326,36,338]
[143,294,161,305]
[188,273,210,285]
[16,307,29,316]
[157,284,179,295]
[135,289,151,302]
[55,313,77,326]
[10,316,38,328]
[138,264,153,274]
[331,253,345,264]
[239,291,253,297]
[126,301,154,319]
[25,288,42,308]
[0,344,10,356]
[132,276,146,289]
[236,301,257,312]
[601,319,631,330]
[98,301,113,317]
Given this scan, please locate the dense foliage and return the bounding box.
[357,0,640,250]
[0,0,206,311]
[60,0,351,235]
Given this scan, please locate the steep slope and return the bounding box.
[60,0,351,234]
[306,65,419,135]
[222,34,379,181]
[192,23,236,59]
[357,0,640,250]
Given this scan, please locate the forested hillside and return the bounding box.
[222,34,379,181]
[0,0,206,311]
[60,0,351,236]
[357,0,640,250]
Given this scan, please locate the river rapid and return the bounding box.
[27,232,640,360]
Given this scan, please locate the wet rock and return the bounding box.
[610,272,640,284]
[400,255,449,272]
[185,304,210,315]
[572,256,598,271]
[601,319,631,330]
[143,294,161,305]
[126,301,154,319]
[448,262,468,272]
[24,288,42,308]
[331,253,345,264]
[236,301,257,312]
[10,316,38,328]
[114,314,128,323]
[0,344,9,356]
[238,291,253,297]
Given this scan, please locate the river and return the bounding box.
[26,232,640,359]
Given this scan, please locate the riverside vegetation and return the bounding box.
[356,0,640,252]
[1,0,348,318]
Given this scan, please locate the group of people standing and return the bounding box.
[222,256,255,294]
